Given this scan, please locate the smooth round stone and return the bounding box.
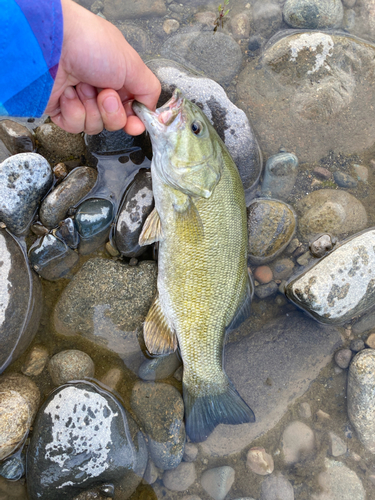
[246,447,274,475]
[260,473,294,500]
[333,171,357,189]
[283,0,343,29]
[163,18,180,34]
[348,349,375,453]
[163,462,196,491]
[130,381,185,470]
[34,122,86,160]
[282,421,315,464]
[334,348,352,369]
[201,466,235,500]
[254,281,278,299]
[312,459,365,500]
[310,234,335,258]
[296,190,367,239]
[21,346,49,377]
[138,352,181,381]
[248,199,296,264]
[353,164,368,182]
[254,266,273,284]
[299,402,312,419]
[75,198,113,238]
[115,169,154,258]
[0,455,25,480]
[48,350,95,386]
[261,152,298,201]
[0,119,35,154]
[0,153,52,235]
[0,229,42,373]
[350,339,365,353]
[26,381,148,500]
[39,167,97,229]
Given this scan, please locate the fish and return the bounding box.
[133,89,255,442]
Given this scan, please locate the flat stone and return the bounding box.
[283,0,343,29]
[163,462,196,491]
[103,0,167,19]
[183,443,198,463]
[299,402,312,419]
[0,119,35,154]
[312,459,365,500]
[201,466,235,500]
[48,350,95,386]
[281,421,315,464]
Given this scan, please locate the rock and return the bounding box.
[0,229,43,373]
[365,333,375,348]
[0,153,52,235]
[143,458,159,485]
[351,0,375,41]
[334,349,352,369]
[254,281,279,299]
[296,250,311,267]
[26,381,147,500]
[116,22,152,55]
[183,443,198,463]
[314,166,333,180]
[131,381,185,470]
[55,217,79,249]
[75,198,114,254]
[201,466,235,500]
[348,349,375,453]
[21,346,49,377]
[310,234,335,258]
[281,421,315,464]
[0,119,35,154]
[48,350,95,386]
[0,374,40,460]
[260,473,294,500]
[194,10,216,26]
[285,228,375,324]
[201,312,341,456]
[230,12,251,40]
[333,171,357,189]
[248,199,297,264]
[316,409,331,421]
[103,0,167,20]
[353,309,375,334]
[0,455,25,481]
[299,402,312,419]
[99,367,123,391]
[147,59,262,196]
[138,353,181,381]
[54,258,157,373]
[283,0,343,29]
[312,459,365,500]
[252,1,282,37]
[260,152,298,201]
[39,167,97,229]
[352,164,368,182]
[350,339,365,353]
[271,258,294,281]
[163,19,180,34]
[328,432,347,457]
[254,266,273,284]
[53,162,68,180]
[296,190,367,239]
[237,31,375,162]
[246,447,274,475]
[163,462,196,491]
[34,123,86,161]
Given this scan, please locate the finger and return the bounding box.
[51,86,86,134]
[123,101,145,135]
[76,83,104,135]
[97,89,127,132]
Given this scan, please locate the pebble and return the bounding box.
[201,466,235,500]
[48,349,95,386]
[21,346,49,376]
[312,459,365,500]
[163,18,179,34]
[365,333,375,348]
[316,409,331,421]
[260,473,294,500]
[0,119,35,154]
[143,458,159,485]
[313,166,333,180]
[53,162,68,180]
[328,432,347,457]
[352,164,368,182]
[246,447,274,475]
[283,0,344,29]
[183,443,198,463]
[310,234,335,258]
[350,339,365,353]
[271,258,294,281]
[299,402,312,419]
[347,349,375,453]
[138,352,181,381]
[248,199,296,264]
[334,349,352,369]
[253,266,273,284]
[34,122,86,161]
[131,381,185,470]
[296,250,311,267]
[75,198,114,254]
[260,152,298,201]
[333,171,358,189]
[281,421,315,464]
[230,12,251,40]
[0,152,53,235]
[254,281,279,299]
[0,454,25,480]
[163,462,196,491]
[30,222,49,236]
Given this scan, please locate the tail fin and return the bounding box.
[183,379,255,443]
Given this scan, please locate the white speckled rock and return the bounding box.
[347,349,375,453]
[312,459,365,500]
[285,228,375,324]
[281,421,315,464]
[201,466,235,500]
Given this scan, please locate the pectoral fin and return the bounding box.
[226,271,254,334]
[144,294,178,355]
[173,196,204,245]
[139,208,164,246]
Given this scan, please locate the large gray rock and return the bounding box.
[34,123,86,162]
[0,119,35,155]
[200,312,342,456]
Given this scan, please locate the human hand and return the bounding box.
[45,0,161,136]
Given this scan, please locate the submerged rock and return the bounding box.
[312,459,365,500]
[310,233,335,258]
[283,0,344,29]
[246,447,274,475]
[201,466,235,500]
[260,473,294,500]
[75,198,114,255]
[48,350,95,386]
[281,421,315,464]
[0,119,35,155]
[260,151,298,201]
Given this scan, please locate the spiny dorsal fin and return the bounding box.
[144,294,178,355]
[139,208,164,246]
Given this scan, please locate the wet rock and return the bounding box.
[248,199,296,264]
[252,1,282,37]
[246,447,274,475]
[296,250,311,267]
[201,466,235,500]
[237,31,375,162]
[254,266,273,284]
[0,454,25,480]
[283,0,343,29]
[351,0,375,41]
[328,432,347,457]
[48,350,95,386]
[163,19,180,34]
[21,346,49,377]
[230,12,251,40]
[115,169,153,258]
[194,11,216,27]
[0,374,40,460]
[260,473,294,500]
[103,0,167,20]
[131,381,185,470]
[143,458,159,485]
[350,339,365,353]
[26,381,148,500]
[35,123,85,161]
[352,309,375,334]
[254,281,279,299]
[0,119,35,154]
[138,353,181,381]
[39,167,97,229]
[163,462,196,491]
[0,229,43,373]
[55,217,79,249]
[310,234,335,258]
[183,443,198,463]
[147,59,262,196]
[334,348,352,369]
[296,190,367,239]
[201,312,341,456]
[348,349,375,453]
[312,459,365,500]
[0,153,52,235]
[365,333,375,348]
[271,258,295,281]
[75,198,114,254]
[282,421,315,464]
[54,258,157,373]
[285,228,375,324]
[260,152,298,201]
[116,23,152,56]
[333,171,357,189]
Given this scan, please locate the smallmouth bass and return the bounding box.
[133,89,255,442]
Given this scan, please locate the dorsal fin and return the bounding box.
[144,294,178,355]
[139,208,164,246]
[226,271,254,334]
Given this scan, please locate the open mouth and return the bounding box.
[132,89,184,129]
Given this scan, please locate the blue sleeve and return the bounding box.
[0,0,63,117]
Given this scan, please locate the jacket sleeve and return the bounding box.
[0,0,63,118]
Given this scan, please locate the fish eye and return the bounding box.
[191,121,203,135]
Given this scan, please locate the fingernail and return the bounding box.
[64,86,76,99]
[81,83,96,98]
[103,96,119,114]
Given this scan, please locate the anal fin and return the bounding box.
[144,294,177,355]
[139,208,164,246]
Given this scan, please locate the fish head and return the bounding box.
[133,89,222,199]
